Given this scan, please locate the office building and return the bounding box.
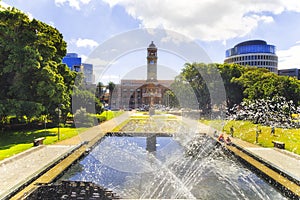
[278,68,300,80]
[224,40,278,73]
[62,53,82,72]
[62,53,94,84]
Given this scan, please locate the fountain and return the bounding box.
[57,115,288,199]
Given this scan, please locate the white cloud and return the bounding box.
[102,0,300,41]
[277,43,300,69]
[48,21,55,27]
[75,38,99,49]
[26,12,34,20]
[80,54,88,62]
[0,1,10,9]
[0,3,34,20]
[54,0,91,10]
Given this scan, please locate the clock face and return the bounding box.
[150,60,154,64]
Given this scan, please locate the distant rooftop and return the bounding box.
[225,39,276,57]
[65,53,79,58]
[234,40,267,48]
[148,41,156,48]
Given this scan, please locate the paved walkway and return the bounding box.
[0,145,75,199]
[0,111,132,199]
[222,134,300,183]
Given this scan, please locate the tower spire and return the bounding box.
[147,41,157,82]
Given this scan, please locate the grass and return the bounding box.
[98,110,124,121]
[111,114,181,133]
[200,119,300,155]
[111,119,130,132]
[130,113,177,120]
[0,110,124,161]
[0,127,87,161]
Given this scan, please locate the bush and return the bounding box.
[229,96,299,128]
[74,107,95,127]
[96,115,107,123]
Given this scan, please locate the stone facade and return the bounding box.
[110,42,173,109]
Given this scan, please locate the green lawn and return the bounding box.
[0,110,124,161]
[200,119,300,155]
[99,110,124,120]
[111,113,181,133]
[0,127,87,161]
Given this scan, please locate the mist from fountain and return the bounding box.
[59,120,287,199]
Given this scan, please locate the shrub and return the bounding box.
[74,107,95,127]
[229,96,299,128]
[96,115,107,123]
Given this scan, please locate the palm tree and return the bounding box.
[96,82,105,100]
[107,81,115,108]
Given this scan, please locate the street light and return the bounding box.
[57,104,64,140]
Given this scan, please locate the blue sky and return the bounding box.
[1,0,300,84]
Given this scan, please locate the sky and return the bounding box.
[1,0,300,84]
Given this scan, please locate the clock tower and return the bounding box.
[147,41,157,82]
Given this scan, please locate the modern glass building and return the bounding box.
[62,53,82,72]
[82,63,94,84]
[224,40,278,73]
[62,53,94,84]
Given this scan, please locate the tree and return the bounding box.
[170,75,199,109]
[73,107,95,127]
[233,67,300,106]
[0,7,73,124]
[173,63,228,113]
[181,63,211,111]
[216,63,245,109]
[164,90,179,108]
[107,81,115,107]
[96,82,105,101]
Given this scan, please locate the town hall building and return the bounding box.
[111,42,173,109]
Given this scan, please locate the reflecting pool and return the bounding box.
[59,135,287,199]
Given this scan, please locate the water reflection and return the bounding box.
[59,135,287,199]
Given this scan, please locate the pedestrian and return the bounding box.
[230,125,234,137]
[225,136,232,145]
[271,126,275,135]
[255,125,261,143]
[218,133,224,142]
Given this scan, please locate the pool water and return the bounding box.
[59,135,287,199]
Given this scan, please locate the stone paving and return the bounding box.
[0,145,75,199]
[246,147,300,180]
[223,134,300,185]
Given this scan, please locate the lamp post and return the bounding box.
[57,104,64,140]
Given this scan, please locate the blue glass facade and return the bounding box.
[62,53,94,83]
[225,40,276,57]
[62,53,81,71]
[224,40,278,73]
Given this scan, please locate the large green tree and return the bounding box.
[171,63,300,114]
[0,7,74,123]
[216,63,245,108]
[173,63,229,113]
[233,67,300,105]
